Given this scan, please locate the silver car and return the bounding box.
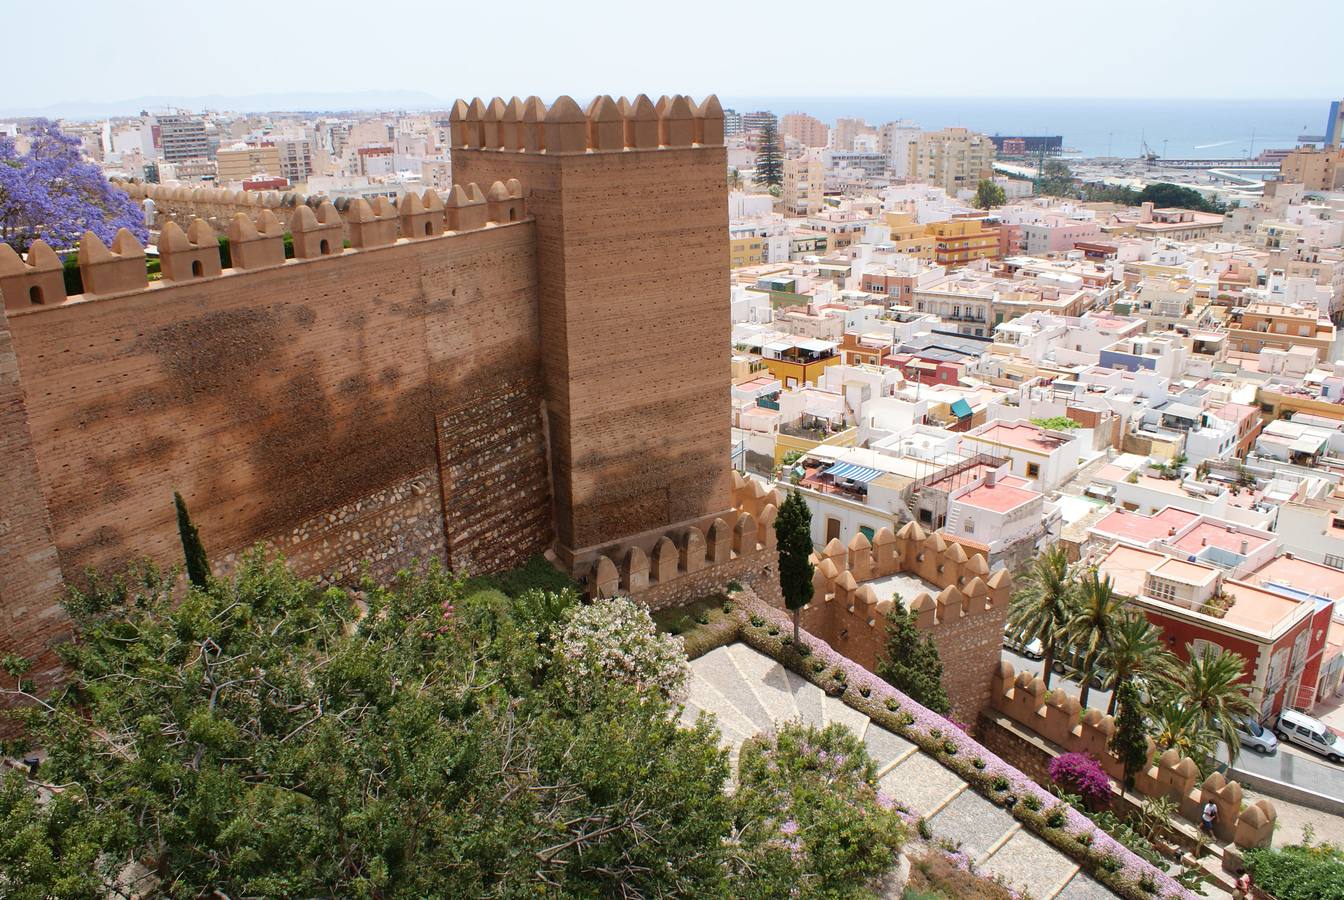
[1235,716,1278,754]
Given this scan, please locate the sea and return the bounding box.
[721,96,1332,160]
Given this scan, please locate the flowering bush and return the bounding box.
[735,597,1196,900]
[553,596,689,706]
[1049,753,1114,807]
[731,721,905,896]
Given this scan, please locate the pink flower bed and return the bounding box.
[741,600,1195,900]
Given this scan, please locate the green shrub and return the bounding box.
[1045,807,1067,828]
[750,615,765,628]
[1245,841,1344,900]
[726,580,743,592]
[991,776,1009,792]
[1022,794,1041,811]
[941,740,957,756]
[973,757,987,771]
[695,612,710,625]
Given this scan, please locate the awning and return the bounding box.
[1291,434,1327,453]
[823,462,886,483]
[950,398,973,418]
[797,338,836,352]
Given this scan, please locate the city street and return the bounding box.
[1000,647,1344,800]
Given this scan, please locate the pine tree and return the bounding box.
[174,491,211,589]
[876,599,950,715]
[774,489,814,644]
[754,121,784,189]
[1110,679,1149,792]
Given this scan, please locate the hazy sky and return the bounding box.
[7,0,1340,108]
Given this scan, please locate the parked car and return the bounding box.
[1275,709,1342,763]
[1235,715,1279,754]
[1003,631,1044,660]
[1050,647,1107,690]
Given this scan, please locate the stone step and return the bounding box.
[727,642,799,725]
[822,692,870,738]
[927,787,1018,866]
[687,670,759,739]
[978,827,1080,898]
[786,668,825,727]
[877,749,966,818]
[863,725,917,775]
[690,646,777,733]
[1053,871,1117,900]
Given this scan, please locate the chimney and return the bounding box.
[1141,201,1154,224]
[1240,539,1249,555]
[987,468,998,487]
[1202,537,1208,546]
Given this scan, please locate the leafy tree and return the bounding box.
[1007,546,1076,689]
[0,556,742,897]
[732,722,906,896]
[1156,643,1255,766]
[1034,159,1077,198]
[1136,182,1225,214]
[754,120,784,189]
[0,120,147,254]
[775,489,815,644]
[1066,570,1125,708]
[1110,680,1150,791]
[173,491,210,589]
[1102,612,1168,715]
[876,598,950,715]
[973,179,1006,209]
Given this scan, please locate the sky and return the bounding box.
[3,0,1340,110]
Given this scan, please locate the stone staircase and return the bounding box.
[684,643,1123,899]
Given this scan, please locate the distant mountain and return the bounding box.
[1,90,452,119]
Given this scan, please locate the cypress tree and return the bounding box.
[174,491,211,589]
[754,121,784,189]
[1110,679,1149,792]
[774,490,815,644]
[876,599,950,715]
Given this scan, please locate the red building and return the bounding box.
[1098,544,1343,722]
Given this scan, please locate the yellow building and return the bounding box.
[782,153,825,216]
[926,218,1000,266]
[908,128,995,194]
[757,336,841,387]
[1228,302,1336,355]
[215,144,282,182]
[1280,147,1344,192]
[881,212,936,260]
[729,225,765,268]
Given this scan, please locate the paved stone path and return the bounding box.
[684,642,1118,899]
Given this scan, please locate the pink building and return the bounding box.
[1021,218,1102,256]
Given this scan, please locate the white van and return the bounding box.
[1275,709,1343,763]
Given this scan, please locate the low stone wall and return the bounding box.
[802,521,1011,725]
[989,659,1276,850]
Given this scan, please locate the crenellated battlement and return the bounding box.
[581,471,780,607]
[990,660,1276,850]
[797,518,1011,723]
[0,180,530,312]
[449,94,724,154]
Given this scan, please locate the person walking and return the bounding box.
[1200,800,1218,838]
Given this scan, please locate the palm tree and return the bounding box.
[1102,612,1170,716]
[1158,644,1256,766]
[1149,694,1217,764]
[1006,546,1075,689]
[1066,570,1125,708]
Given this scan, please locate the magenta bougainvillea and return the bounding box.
[1049,752,1114,805]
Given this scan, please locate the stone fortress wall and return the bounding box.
[0,93,731,707]
[802,521,1012,724]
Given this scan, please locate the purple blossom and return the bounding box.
[1049,752,1114,805]
[0,120,147,254]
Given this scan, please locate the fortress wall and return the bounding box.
[453,99,732,568]
[5,220,548,587]
[0,303,67,699]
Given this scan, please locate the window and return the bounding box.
[28,285,43,305]
[964,518,975,534]
[1147,576,1178,602]
[1324,554,1344,571]
[859,525,875,542]
[825,517,841,544]
[1026,462,1041,478]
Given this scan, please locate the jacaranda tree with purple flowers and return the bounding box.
[0,120,146,254]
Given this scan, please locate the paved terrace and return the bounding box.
[683,643,1127,899]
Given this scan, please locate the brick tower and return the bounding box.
[450,94,733,574]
